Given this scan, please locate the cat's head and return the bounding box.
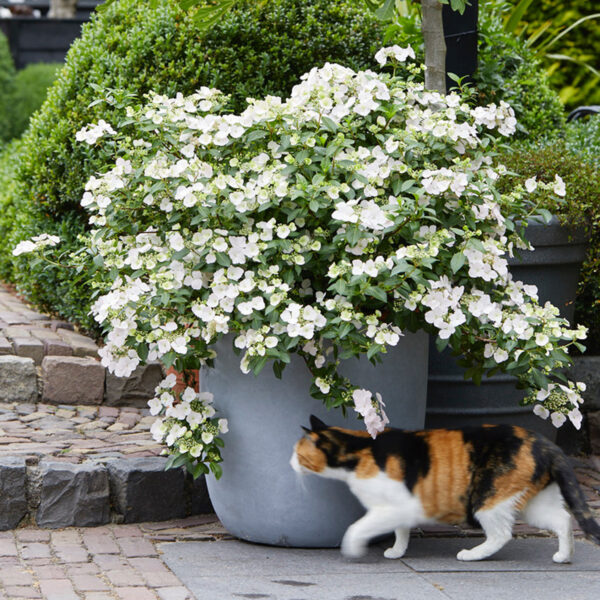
[290,415,371,477]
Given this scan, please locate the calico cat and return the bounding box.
[291,415,600,563]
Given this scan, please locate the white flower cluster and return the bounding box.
[13,234,61,256]
[149,374,228,459]
[532,381,586,429]
[62,47,584,469]
[75,120,116,145]
[374,45,416,66]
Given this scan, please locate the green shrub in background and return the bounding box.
[497,137,600,352]
[0,33,16,144]
[564,115,600,168]
[10,63,62,140]
[475,0,565,139]
[4,0,385,333]
[0,140,24,281]
[507,0,600,110]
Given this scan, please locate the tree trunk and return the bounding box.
[421,0,446,93]
[48,0,78,19]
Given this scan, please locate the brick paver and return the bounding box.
[3,522,198,600]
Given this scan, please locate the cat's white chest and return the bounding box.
[347,472,427,523]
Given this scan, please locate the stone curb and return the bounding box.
[0,354,164,406]
[0,455,212,530]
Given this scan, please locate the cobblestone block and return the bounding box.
[49,320,74,332]
[105,363,164,407]
[0,312,26,325]
[12,337,45,365]
[0,457,27,530]
[0,337,12,355]
[41,357,105,405]
[37,462,110,528]
[56,330,99,358]
[43,340,73,357]
[0,356,38,403]
[107,458,185,523]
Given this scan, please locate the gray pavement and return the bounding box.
[161,537,600,600]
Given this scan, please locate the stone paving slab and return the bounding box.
[160,537,600,600]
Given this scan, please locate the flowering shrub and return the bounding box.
[18,49,587,477]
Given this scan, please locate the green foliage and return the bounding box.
[496,134,600,352]
[10,63,62,140]
[507,0,600,109]
[0,140,24,281]
[0,33,16,143]
[5,0,385,330]
[475,0,565,139]
[564,115,600,168]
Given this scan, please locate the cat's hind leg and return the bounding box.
[384,527,410,559]
[341,507,406,559]
[521,483,573,564]
[457,494,519,561]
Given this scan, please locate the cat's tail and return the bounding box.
[551,452,600,545]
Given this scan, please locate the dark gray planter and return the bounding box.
[426,217,588,434]
[203,331,429,548]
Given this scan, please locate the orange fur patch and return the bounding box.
[413,430,471,523]
[385,455,404,481]
[355,449,379,479]
[481,431,548,511]
[295,437,326,473]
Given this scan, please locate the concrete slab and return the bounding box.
[160,537,600,600]
[401,537,600,572]
[159,541,443,600]
[420,571,600,600]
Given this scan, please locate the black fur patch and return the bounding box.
[372,430,430,491]
[461,425,524,517]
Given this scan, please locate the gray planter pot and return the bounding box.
[202,331,429,548]
[426,217,588,434]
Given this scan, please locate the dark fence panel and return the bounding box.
[442,0,479,91]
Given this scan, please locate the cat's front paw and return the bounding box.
[552,551,572,564]
[456,548,479,561]
[384,547,406,559]
[341,534,367,559]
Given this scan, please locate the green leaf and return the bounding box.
[210,462,223,480]
[450,252,466,273]
[339,322,354,339]
[246,130,268,143]
[375,0,396,21]
[365,286,387,302]
[320,116,338,133]
[93,254,104,268]
[505,0,535,33]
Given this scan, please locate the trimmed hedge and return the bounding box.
[0,32,16,144]
[10,63,62,139]
[2,0,386,332]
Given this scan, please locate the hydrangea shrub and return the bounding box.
[17,49,587,477]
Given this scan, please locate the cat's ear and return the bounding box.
[310,415,327,432]
[301,426,311,435]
